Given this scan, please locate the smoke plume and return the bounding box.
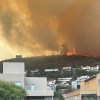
[0,0,100,59]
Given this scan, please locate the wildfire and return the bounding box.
[66,48,76,56]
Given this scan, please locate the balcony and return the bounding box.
[26,90,54,96]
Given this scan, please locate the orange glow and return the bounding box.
[66,48,76,56]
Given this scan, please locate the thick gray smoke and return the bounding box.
[0,0,100,57]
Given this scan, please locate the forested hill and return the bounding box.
[0,55,100,72]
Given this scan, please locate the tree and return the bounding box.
[54,92,64,100]
[26,69,33,77]
[0,80,27,100]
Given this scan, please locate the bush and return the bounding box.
[0,80,27,100]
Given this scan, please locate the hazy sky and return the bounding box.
[0,0,100,60]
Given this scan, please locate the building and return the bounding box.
[81,65,90,71]
[16,55,22,59]
[90,65,99,71]
[63,74,100,100]
[71,76,89,90]
[48,84,56,92]
[0,62,54,100]
[48,80,56,92]
[45,69,58,72]
[62,67,72,71]
[58,78,72,82]
[81,65,99,71]
[48,80,56,85]
[31,69,39,73]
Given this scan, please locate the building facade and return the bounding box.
[63,74,100,100]
[71,76,89,90]
[0,62,54,100]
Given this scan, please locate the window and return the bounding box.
[81,94,97,100]
[25,84,31,90]
[15,81,21,86]
[98,80,100,87]
[25,84,35,90]
[31,84,35,90]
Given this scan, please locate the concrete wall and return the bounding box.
[71,80,78,90]
[0,74,25,87]
[25,77,47,90]
[3,62,25,74]
[25,77,54,96]
[27,90,54,96]
[65,95,80,100]
[63,89,80,98]
[80,78,97,91]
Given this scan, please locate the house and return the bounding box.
[81,65,90,71]
[47,80,56,92]
[0,62,54,100]
[58,78,72,82]
[81,65,99,71]
[63,73,100,100]
[62,67,72,71]
[48,80,56,85]
[31,69,39,73]
[90,65,99,71]
[71,76,89,90]
[48,84,56,92]
[45,69,58,72]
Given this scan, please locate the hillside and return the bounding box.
[0,55,100,73]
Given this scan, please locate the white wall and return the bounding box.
[27,90,54,96]
[0,74,25,87]
[71,81,78,90]
[25,77,54,96]
[3,62,25,74]
[25,77,47,90]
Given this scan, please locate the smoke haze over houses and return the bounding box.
[0,0,100,60]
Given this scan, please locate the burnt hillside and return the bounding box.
[0,55,100,72]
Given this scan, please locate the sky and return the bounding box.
[0,0,100,60]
